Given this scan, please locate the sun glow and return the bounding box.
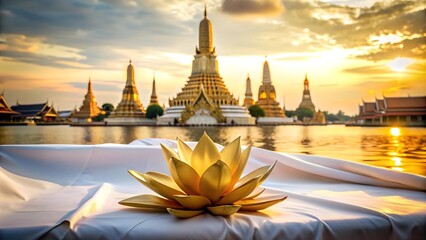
[390,127,401,137]
[370,33,403,45]
[387,58,414,72]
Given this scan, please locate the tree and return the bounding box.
[92,103,115,121]
[146,104,164,119]
[295,107,314,120]
[248,105,265,118]
[285,110,295,117]
[102,103,114,113]
[323,110,353,122]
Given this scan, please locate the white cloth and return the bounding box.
[0,139,425,240]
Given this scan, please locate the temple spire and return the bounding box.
[88,78,93,93]
[73,78,101,122]
[299,73,315,112]
[109,61,145,118]
[150,71,158,105]
[199,6,213,54]
[255,59,285,117]
[127,60,135,85]
[262,59,271,84]
[243,74,254,107]
[304,73,309,91]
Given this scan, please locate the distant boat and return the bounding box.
[25,119,36,126]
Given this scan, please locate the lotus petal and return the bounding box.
[128,170,149,187]
[258,160,277,185]
[128,170,164,197]
[177,139,192,164]
[207,205,241,216]
[191,132,221,175]
[244,188,265,200]
[144,172,181,190]
[167,208,205,218]
[226,145,252,193]
[236,196,287,211]
[216,175,261,205]
[220,137,241,175]
[174,195,211,210]
[119,194,183,209]
[160,144,180,162]
[169,157,200,195]
[199,160,231,203]
[143,172,185,200]
[235,160,277,189]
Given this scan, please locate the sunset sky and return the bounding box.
[0,0,425,115]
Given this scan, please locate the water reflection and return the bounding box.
[243,127,255,147]
[122,127,139,143]
[390,127,401,137]
[258,126,276,151]
[388,127,403,172]
[1,125,425,176]
[300,126,312,155]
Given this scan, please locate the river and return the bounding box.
[1,125,425,176]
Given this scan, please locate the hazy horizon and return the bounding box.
[1,0,425,115]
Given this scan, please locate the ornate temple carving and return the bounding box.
[181,84,225,124]
[255,60,286,117]
[298,74,316,112]
[73,78,102,121]
[109,61,145,118]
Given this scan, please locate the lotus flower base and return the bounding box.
[119,133,287,218]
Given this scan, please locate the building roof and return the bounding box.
[358,95,426,119]
[376,99,385,111]
[11,102,59,118]
[12,103,48,117]
[59,110,75,118]
[0,95,19,115]
[363,102,376,113]
[384,96,426,109]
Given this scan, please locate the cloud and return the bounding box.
[257,0,426,61]
[0,0,198,70]
[342,65,391,75]
[1,0,425,73]
[222,0,284,16]
[67,80,123,92]
[342,60,425,76]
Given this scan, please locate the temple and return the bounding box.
[11,101,59,122]
[356,96,426,126]
[72,78,102,122]
[243,75,254,107]
[158,7,254,125]
[312,110,326,124]
[298,74,316,112]
[149,74,159,106]
[107,61,151,125]
[255,59,285,117]
[0,92,19,122]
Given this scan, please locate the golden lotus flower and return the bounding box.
[119,133,287,218]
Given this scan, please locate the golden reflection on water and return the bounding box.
[390,127,401,137]
[389,127,403,172]
[0,125,425,176]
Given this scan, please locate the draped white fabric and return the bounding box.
[0,139,425,240]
